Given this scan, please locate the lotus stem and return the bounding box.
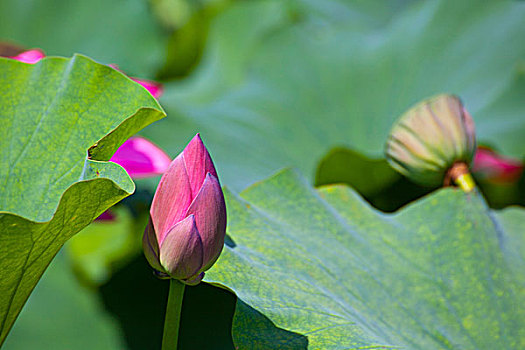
[454,172,476,192]
[162,279,185,350]
[444,162,476,192]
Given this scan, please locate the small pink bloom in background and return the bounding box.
[96,211,116,221]
[94,137,171,222]
[9,49,45,64]
[143,134,226,285]
[130,77,163,99]
[472,146,523,183]
[108,64,164,99]
[110,137,172,179]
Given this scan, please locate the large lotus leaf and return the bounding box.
[205,169,525,349]
[3,253,125,349]
[155,0,408,80]
[0,0,167,76]
[0,55,165,344]
[143,0,525,191]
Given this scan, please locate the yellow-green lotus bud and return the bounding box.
[385,94,476,190]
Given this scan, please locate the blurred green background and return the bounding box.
[1,0,524,348]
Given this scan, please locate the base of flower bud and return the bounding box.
[153,269,171,279]
[182,272,204,286]
[444,162,476,192]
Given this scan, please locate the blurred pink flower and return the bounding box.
[96,211,116,221]
[108,64,163,99]
[130,78,164,99]
[110,137,172,179]
[95,137,171,222]
[9,49,45,63]
[472,147,523,183]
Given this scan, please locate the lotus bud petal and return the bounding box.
[143,134,227,284]
[385,94,476,187]
[159,215,204,281]
[185,173,227,271]
[143,218,164,273]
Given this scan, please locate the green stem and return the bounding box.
[162,279,185,350]
[454,172,476,192]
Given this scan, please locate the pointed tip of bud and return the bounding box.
[385,94,477,186]
[183,134,219,195]
[187,133,205,151]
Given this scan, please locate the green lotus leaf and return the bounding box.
[143,0,525,191]
[0,0,167,76]
[0,54,165,344]
[5,168,524,349]
[2,253,126,349]
[205,169,525,349]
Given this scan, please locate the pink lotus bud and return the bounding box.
[9,49,45,64]
[143,134,226,285]
[110,137,171,179]
[473,146,523,183]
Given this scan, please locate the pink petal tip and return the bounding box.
[183,134,218,196]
